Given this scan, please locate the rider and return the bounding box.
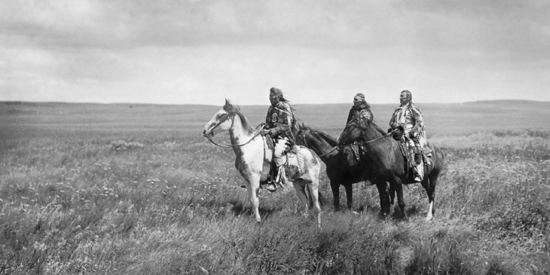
[346,93,373,125]
[261,87,296,191]
[389,90,427,183]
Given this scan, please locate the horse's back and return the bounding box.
[295,145,321,167]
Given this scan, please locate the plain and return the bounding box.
[1,100,549,274]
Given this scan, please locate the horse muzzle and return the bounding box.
[202,129,212,138]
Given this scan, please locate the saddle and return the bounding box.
[264,135,298,155]
[265,134,275,151]
[349,142,362,162]
[397,139,434,181]
[261,135,299,187]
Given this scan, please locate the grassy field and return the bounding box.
[1,100,549,274]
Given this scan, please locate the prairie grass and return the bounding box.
[1,101,549,274]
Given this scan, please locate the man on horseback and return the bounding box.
[345,93,374,161]
[346,93,374,125]
[260,87,296,191]
[389,90,428,183]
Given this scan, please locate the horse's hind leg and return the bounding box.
[388,177,406,219]
[423,176,437,221]
[293,180,310,216]
[294,179,321,228]
[388,182,395,205]
[424,148,443,221]
[375,180,391,218]
[307,180,322,228]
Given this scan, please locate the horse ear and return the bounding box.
[223,98,235,113]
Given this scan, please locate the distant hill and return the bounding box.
[1,100,549,137]
[463,99,547,104]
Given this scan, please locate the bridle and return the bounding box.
[340,119,397,146]
[205,111,266,148]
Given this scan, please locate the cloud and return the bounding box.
[1,0,549,104]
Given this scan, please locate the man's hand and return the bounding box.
[260,128,271,136]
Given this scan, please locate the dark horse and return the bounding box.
[337,117,444,220]
[295,124,374,211]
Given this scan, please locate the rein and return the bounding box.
[340,122,398,146]
[299,129,339,157]
[206,113,266,148]
[358,128,397,144]
[318,146,339,157]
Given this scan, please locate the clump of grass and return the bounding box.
[2,103,550,274]
[110,140,144,151]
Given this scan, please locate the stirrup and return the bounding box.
[264,182,277,192]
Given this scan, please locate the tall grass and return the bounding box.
[1,102,549,274]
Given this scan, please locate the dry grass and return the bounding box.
[0,101,549,274]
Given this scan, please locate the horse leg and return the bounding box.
[388,182,395,205]
[330,181,341,211]
[293,180,310,217]
[423,173,438,221]
[307,180,322,228]
[246,174,262,223]
[344,183,353,210]
[391,178,406,219]
[375,181,391,218]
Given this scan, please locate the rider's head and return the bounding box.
[400,90,412,106]
[269,87,283,106]
[353,93,366,107]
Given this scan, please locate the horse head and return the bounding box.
[202,98,239,138]
[337,117,387,146]
[337,118,365,146]
[294,123,310,146]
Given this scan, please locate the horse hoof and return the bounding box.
[351,211,359,215]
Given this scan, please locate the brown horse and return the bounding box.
[295,124,374,211]
[337,117,444,220]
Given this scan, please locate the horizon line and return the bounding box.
[1,99,548,107]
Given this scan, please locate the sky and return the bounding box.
[1,0,550,106]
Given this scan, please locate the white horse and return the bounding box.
[202,99,322,227]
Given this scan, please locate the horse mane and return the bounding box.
[226,104,254,133]
[367,119,388,136]
[301,124,338,147]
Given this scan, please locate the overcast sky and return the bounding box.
[1,0,549,105]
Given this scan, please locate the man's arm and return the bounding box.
[389,108,400,128]
[410,105,424,134]
[269,102,292,135]
[346,109,354,124]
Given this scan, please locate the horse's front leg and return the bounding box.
[344,183,353,210]
[330,181,341,211]
[246,174,262,222]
